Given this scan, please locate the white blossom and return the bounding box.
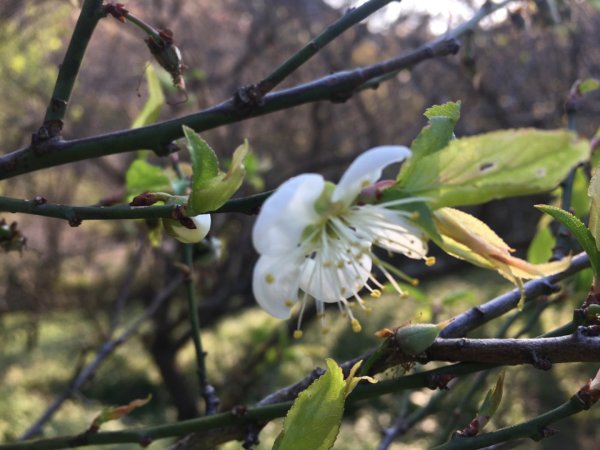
[252,146,431,336]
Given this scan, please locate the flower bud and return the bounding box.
[394,323,440,355]
[163,214,211,244]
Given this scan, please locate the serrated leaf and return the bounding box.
[125,160,171,197]
[424,101,461,122]
[131,65,165,129]
[400,102,461,180]
[536,204,600,277]
[397,129,589,208]
[188,140,249,214]
[183,125,219,188]
[273,359,345,450]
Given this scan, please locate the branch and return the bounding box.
[0,191,270,224]
[0,38,458,180]
[434,379,600,450]
[246,0,397,99]
[439,252,590,338]
[40,0,103,131]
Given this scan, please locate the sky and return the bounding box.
[323,0,510,34]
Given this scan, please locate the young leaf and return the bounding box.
[273,359,345,450]
[125,159,171,197]
[397,129,589,208]
[183,125,219,189]
[399,101,461,181]
[458,371,505,437]
[588,167,600,250]
[89,395,151,432]
[536,204,600,277]
[187,140,249,214]
[131,65,165,129]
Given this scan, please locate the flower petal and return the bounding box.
[300,252,372,302]
[349,206,428,259]
[252,254,303,319]
[253,174,324,255]
[332,146,411,205]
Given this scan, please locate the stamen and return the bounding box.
[293,330,303,339]
[265,274,275,284]
[426,256,436,266]
[351,318,362,333]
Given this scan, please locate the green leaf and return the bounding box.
[183,125,219,188]
[273,359,345,450]
[399,102,461,181]
[535,204,600,277]
[588,167,600,250]
[424,101,461,122]
[187,139,249,214]
[131,65,165,129]
[572,167,591,218]
[477,370,505,430]
[125,160,171,197]
[579,78,600,95]
[527,224,555,264]
[397,129,589,208]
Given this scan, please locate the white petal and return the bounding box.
[352,206,428,259]
[299,253,372,302]
[252,255,302,319]
[253,174,324,255]
[163,214,211,244]
[332,146,411,205]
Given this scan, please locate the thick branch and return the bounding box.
[0,38,458,180]
[439,252,590,338]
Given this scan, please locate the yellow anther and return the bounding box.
[351,318,362,333]
[265,273,275,284]
[411,278,420,287]
[370,289,382,298]
[400,291,410,299]
[410,211,420,220]
[293,330,304,339]
[323,261,333,268]
[364,307,373,315]
[425,256,436,267]
[284,299,295,308]
[337,260,345,269]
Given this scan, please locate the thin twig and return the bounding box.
[41,0,103,130]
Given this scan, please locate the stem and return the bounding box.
[254,0,398,96]
[182,244,219,415]
[42,0,103,125]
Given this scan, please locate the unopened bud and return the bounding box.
[394,323,440,355]
[163,214,211,244]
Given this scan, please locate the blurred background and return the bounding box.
[1,0,599,448]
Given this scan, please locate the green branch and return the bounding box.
[433,389,597,450]
[0,191,271,223]
[254,0,398,96]
[42,0,103,127]
[0,38,458,180]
